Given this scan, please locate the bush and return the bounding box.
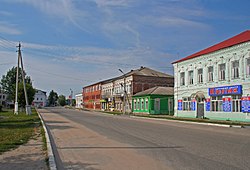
[0,105,2,112]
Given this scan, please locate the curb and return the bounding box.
[37,110,57,170]
[130,116,244,128]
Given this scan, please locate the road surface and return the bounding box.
[39,107,250,170]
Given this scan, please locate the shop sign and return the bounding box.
[178,100,182,110]
[206,98,210,111]
[209,85,242,96]
[223,97,232,112]
[191,99,196,111]
[241,97,250,113]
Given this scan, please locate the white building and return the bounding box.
[173,30,250,122]
[75,93,83,108]
[32,90,47,107]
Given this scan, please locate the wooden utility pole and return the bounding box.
[14,43,31,115]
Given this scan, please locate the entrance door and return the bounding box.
[197,102,204,118]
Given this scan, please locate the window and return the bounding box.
[141,99,144,110]
[247,58,250,76]
[183,97,191,111]
[145,99,148,110]
[137,99,140,110]
[188,71,194,85]
[219,63,226,81]
[211,96,223,112]
[232,60,239,79]
[208,66,214,82]
[232,95,241,112]
[180,72,185,86]
[197,69,203,83]
[134,100,137,110]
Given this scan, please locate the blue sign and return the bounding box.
[241,97,250,113]
[223,97,232,112]
[178,100,182,110]
[209,85,242,96]
[206,98,210,111]
[191,100,196,111]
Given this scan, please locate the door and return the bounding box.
[197,102,204,118]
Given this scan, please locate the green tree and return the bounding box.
[48,90,58,106]
[17,83,35,108]
[58,95,66,106]
[0,67,32,101]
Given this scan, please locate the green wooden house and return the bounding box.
[132,86,174,115]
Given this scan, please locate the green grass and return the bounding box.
[0,109,41,154]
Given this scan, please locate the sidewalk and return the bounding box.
[0,127,48,170]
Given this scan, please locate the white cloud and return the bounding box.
[94,0,132,7]
[0,22,22,35]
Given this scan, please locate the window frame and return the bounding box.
[188,70,194,85]
[180,72,185,86]
[197,68,203,84]
[207,66,214,82]
[232,60,240,79]
[218,63,226,81]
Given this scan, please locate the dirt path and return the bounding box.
[0,128,48,170]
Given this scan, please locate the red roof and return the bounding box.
[173,30,250,64]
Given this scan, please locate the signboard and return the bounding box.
[178,100,182,110]
[206,98,210,111]
[223,97,232,112]
[241,97,250,113]
[191,99,196,111]
[209,85,242,96]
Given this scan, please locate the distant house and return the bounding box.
[75,93,83,108]
[32,90,47,107]
[0,91,7,106]
[132,86,174,115]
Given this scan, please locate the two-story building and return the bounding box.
[101,66,174,113]
[32,89,47,107]
[173,30,250,122]
[83,82,102,110]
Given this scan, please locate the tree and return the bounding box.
[58,95,66,106]
[48,90,58,106]
[0,67,32,101]
[17,83,35,108]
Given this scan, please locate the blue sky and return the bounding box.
[0,0,249,97]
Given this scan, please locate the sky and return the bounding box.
[0,0,250,97]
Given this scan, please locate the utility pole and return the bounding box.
[14,43,32,115]
[119,69,126,114]
[14,44,20,115]
[70,89,73,106]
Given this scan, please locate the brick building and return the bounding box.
[101,66,174,113]
[83,82,102,110]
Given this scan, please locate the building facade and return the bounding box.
[83,83,102,110]
[173,30,250,122]
[75,93,83,108]
[132,86,174,115]
[32,90,47,107]
[101,66,174,113]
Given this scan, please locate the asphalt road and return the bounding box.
[40,107,250,170]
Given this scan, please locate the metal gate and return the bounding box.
[197,102,204,118]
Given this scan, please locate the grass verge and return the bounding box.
[0,109,40,154]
